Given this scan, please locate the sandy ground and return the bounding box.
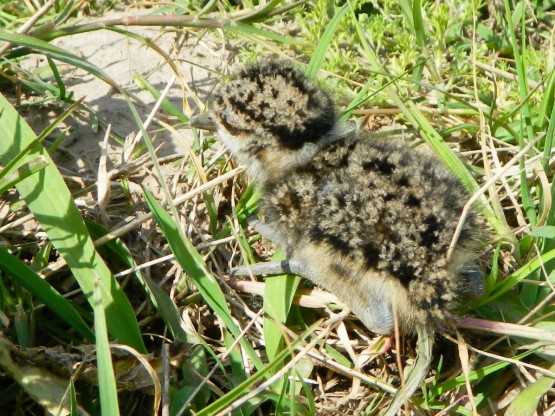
[21,9,236,179]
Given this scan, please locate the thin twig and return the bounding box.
[176,308,265,416]
[214,312,350,416]
[444,333,555,378]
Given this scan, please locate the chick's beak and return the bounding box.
[190,113,218,132]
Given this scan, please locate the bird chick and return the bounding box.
[190,61,485,336]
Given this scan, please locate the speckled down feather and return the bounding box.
[196,61,486,334]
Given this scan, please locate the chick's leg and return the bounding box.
[230,258,305,277]
[246,216,289,248]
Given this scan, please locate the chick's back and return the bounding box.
[261,134,483,333]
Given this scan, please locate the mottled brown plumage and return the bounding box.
[191,61,485,335]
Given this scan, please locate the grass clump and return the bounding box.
[0,0,554,415]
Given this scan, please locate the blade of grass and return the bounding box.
[93,276,120,416]
[407,0,441,83]
[229,22,305,46]
[0,30,133,99]
[0,248,94,342]
[0,98,81,185]
[143,189,264,371]
[0,93,146,352]
[263,251,301,363]
[69,380,78,416]
[46,56,68,100]
[194,321,320,416]
[262,250,302,395]
[503,0,537,227]
[133,74,189,125]
[306,2,350,80]
[506,364,555,416]
[0,156,49,195]
[429,350,535,397]
[234,0,283,22]
[541,69,555,173]
[476,248,555,305]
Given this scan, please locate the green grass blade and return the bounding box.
[235,0,284,22]
[411,0,426,48]
[409,0,441,83]
[0,93,146,352]
[306,3,350,80]
[538,68,555,132]
[503,0,537,227]
[0,98,81,185]
[0,97,81,196]
[229,22,305,45]
[0,248,94,342]
[263,251,301,363]
[133,74,189,125]
[46,56,68,100]
[143,188,264,371]
[0,156,49,195]
[397,0,414,30]
[69,380,78,416]
[506,363,555,416]
[430,350,534,396]
[93,277,120,416]
[195,322,320,416]
[0,30,125,95]
[477,248,555,305]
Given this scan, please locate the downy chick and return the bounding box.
[191,61,485,336]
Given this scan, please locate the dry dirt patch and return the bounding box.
[21,11,235,180]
